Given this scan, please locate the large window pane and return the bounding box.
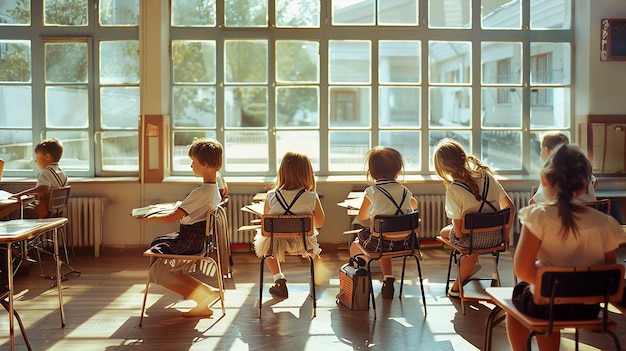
[530,88,570,129]
[172,87,216,128]
[100,41,139,84]
[429,0,471,29]
[332,0,375,25]
[0,130,32,170]
[329,131,370,172]
[0,86,31,127]
[276,131,320,171]
[481,42,522,85]
[379,41,420,84]
[46,130,89,171]
[379,130,420,171]
[428,130,471,171]
[379,0,418,26]
[0,0,31,25]
[276,41,319,83]
[45,42,88,83]
[172,41,216,84]
[276,0,320,28]
[224,131,269,172]
[224,0,267,27]
[379,87,420,127]
[171,0,215,27]
[225,87,268,128]
[530,43,570,85]
[481,130,521,170]
[429,41,471,84]
[481,88,522,128]
[46,86,88,128]
[276,87,319,127]
[44,0,88,26]
[101,131,138,171]
[429,87,471,127]
[329,41,371,84]
[482,0,521,29]
[99,0,139,26]
[530,0,571,30]
[100,87,139,129]
[224,40,268,83]
[173,130,217,171]
[0,41,31,82]
[329,87,370,128]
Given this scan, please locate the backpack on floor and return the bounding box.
[336,255,369,310]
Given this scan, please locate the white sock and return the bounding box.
[273,273,285,282]
[383,275,394,281]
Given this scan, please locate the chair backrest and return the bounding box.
[580,199,611,215]
[371,211,420,241]
[534,264,625,305]
[261,214,314,238]
[47,185,71,218]
[460,207,510,235]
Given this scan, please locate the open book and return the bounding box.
[132,201,182,218]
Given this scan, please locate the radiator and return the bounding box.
[414,194,448,239]
[510,191,532,244]
[225,194,257,245]
[67,197,107,258]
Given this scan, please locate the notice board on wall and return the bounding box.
[601,19,626,61]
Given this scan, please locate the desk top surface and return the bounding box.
[0,218,68,243]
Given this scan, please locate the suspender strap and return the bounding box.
[46,166,67,187]
[375,184,407,216]
[453,176,497,212]
[275,189,306,215]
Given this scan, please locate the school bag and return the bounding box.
[336,255,370,310]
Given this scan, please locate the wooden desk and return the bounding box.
[0,195,35,219]
[0,218,68,351]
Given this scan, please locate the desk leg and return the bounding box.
[54,227,65,328]
[6,245,15,350]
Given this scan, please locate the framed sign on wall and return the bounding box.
[601,19,626,61]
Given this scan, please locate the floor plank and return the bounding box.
[1,245,625,350]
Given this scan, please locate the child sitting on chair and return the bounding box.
[530,132,596,204]
[254,152,325,299]
[11,138,69,219]
[433,138,515,298]
[506,144,621,351]
[349,146,418,299]
[134,138,223,318]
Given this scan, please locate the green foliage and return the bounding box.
[6,0,30,23]
[0,43,31,82]
[44,0,88,26]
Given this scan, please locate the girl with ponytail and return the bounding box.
[434,138,515,297]
[506,143,622,350]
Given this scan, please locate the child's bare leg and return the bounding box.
[452,253,480,291]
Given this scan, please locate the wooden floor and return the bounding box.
[1,244,625,351]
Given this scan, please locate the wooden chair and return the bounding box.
[349,211,426,319]
[139,202,229,326]
[484,264,624,351]
[258,214,316,318]
[581,198,611,215]
[436,208,511,314]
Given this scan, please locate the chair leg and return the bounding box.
[259,256,266,318]
[444,250,456,294]
[413,255,427,315]
[212,245,226,315]
[483,305,505,351]
[399,256,407,297]
[367,259,377,320]
[139,257,158,327]
[308,256,316,318]
[457,254,466,314]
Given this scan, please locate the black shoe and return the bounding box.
[269,278,289,299]
[381,277,395,299]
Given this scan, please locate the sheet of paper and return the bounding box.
[132,201,182,217]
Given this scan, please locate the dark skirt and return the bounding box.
[356,227,412,252]
[148,221,207,255]
[511,281,600,320]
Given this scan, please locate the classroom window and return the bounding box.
[0,0,139,177]
[170,0,573,176]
